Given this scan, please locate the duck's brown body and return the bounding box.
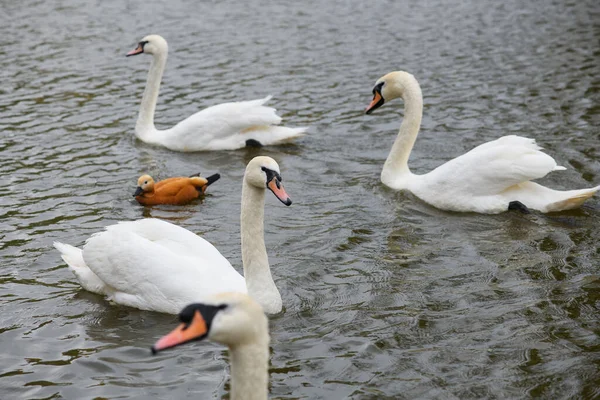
[134,174,220,206]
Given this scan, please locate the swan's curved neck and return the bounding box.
[381,80,423,189]
[240,181,282,314]
[135,51,167,139]
[229,341,269,400]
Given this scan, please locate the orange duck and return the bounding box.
[134,173,220,206]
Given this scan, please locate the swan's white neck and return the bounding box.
[135,51,167,140]
[381,79,423,189]
[229,341,270,400]
[240,181,282,314]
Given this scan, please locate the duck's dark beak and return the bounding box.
[133,187,144,197]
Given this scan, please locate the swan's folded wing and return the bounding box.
[102,219,227,260]
[82,221,245,312]
[427,144,564,196]
[170,96,282,143]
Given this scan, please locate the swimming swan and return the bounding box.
[152,292,270,400]
[126,34,306,151]
[54,156,291,314]
[365,71,599,213]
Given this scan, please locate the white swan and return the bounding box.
[126,34,306,151]
[54,156,291,314]
[152,292,269,400]
[365,71,599,213]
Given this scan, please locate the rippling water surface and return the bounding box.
[1,0,599,398]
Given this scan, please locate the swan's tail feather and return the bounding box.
[546,186,600,212]
[54,242,86,269]
[53,241,109,295]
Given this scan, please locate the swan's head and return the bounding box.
[133,174,155,197]
[126,34,168,57]
[151,292,269,353]
[365,71,416,114]
[245,156,292,206]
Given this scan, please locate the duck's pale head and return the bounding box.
[134,174,155,197]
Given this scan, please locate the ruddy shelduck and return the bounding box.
[134,173,220,205]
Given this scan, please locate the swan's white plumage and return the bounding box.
[129,34,306,151]
[55,219,245,314]
[150,96,306,151]
[368,71,599,213]
[419,137,562,196]
[54,241,109,295]
[411,140,596,212]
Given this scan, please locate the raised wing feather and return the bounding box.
[101,219,230,261]
[163,96,282,148]
[426,136,563,196]
[81,219,246,313]
[468,135,542,153]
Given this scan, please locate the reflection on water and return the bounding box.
[1,0,599,398]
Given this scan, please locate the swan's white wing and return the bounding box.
[82,219,246,314]
[468,135,542,153]
[425,138,564,196]
[162,96,288,150]
[104,219,230,262]
[54,241,110,295]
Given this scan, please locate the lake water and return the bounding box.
[1,0,599,398]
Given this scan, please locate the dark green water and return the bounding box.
[1,0,599,398]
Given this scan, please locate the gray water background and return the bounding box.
[1,0,599,398]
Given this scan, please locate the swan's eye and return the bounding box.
[179,305,197,324]
[373,81,384,95]
[178,303,229,331]
[140,40,149,48]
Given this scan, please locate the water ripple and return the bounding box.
[1,0,599,398]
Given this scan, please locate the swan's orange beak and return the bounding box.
[365,90,384,114]
[126,43,144,57]
[268,178,292,206]
[151,311,208,354]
